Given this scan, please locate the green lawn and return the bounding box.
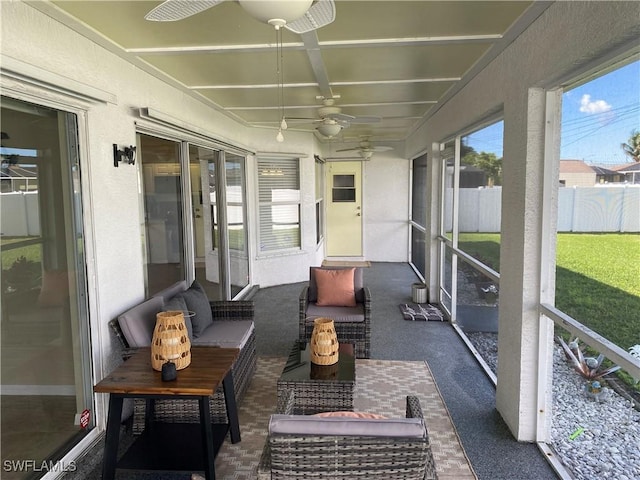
[459,232,640,348]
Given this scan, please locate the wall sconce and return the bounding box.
[113,144,136,167]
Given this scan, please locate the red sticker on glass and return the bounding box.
[80,409,90,428]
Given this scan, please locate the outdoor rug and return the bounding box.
[213,356,476,479]
[74,357,475,479]
[399,303,446,321]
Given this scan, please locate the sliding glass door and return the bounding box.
[138,134,249,299]
[1,96,93,479]
[138,134,186,296]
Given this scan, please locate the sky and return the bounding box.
[463,59,640,166]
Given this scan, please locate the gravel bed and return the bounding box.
[465,332,640,480]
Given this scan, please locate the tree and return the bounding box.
[462,151,503,186]
[621,129,640,162]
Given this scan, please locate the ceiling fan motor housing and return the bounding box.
[239,0,313,24]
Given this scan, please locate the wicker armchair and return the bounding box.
[299,267,371,358]
[257,390,437,479]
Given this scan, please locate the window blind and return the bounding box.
[258,158,301,251]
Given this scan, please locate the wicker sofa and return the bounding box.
[112,280,256,434]
[257,390,437,479]
[299,266,371,358]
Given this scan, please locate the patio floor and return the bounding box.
[252,262,559,480]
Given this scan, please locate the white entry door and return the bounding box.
[326,161,363,257]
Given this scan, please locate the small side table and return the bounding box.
[94,346,240,480]
[277,341,356,414]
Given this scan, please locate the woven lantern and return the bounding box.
[151,311,191,371]
[310,317,339,365]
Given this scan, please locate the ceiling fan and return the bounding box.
[330,137,394,160]
[145,0,336,33]
[289,97,381,138]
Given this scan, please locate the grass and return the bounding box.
[458,232,640,390]
[1,237,42,269]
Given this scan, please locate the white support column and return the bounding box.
[496,88,554,441]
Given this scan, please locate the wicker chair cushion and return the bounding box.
[314,411,386,419]
[163,295,193,340]
[191,320,254,349]
[304,303,365,323]
[117,296,164,348]
[309,267,365,303]
[175,281,212,337]
[269,414,426,438]
[314,267,356,307]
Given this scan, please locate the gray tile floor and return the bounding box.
[253,262,559,480]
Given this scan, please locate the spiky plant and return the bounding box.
[556,336,621,380]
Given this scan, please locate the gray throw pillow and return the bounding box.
[163,295,193,340]
[178,281,213,337]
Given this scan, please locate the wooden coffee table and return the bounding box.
[94,346,240,480]
[277,341,356,414]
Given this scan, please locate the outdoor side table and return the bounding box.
[94,346,240,480]
[277,341,356,414]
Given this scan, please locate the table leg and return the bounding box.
[199,396,216,480]
[222,371,241,443]
[102,394,123,480]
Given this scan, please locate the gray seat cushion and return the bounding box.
[304,303,365,323]
[163,294,193,340]
[117,296,163,348]
[175,281,213,337]
[152,280,188,303]
[269,414,426,438]
[191,320,254,350]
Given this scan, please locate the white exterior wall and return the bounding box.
[362,148,410,262]
[406,1,640,441]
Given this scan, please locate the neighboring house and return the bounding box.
[559,159,596,186]
[614,162,640,184]
[591,165,625,184]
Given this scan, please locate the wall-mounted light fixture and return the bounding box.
[113,144,136,167]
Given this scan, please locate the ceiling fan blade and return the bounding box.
[372,146,393,152]
[348,116,382,124]
[145,0,224,22]
[284,0,336,34]
[325,112,355,122]
[335,147,358,153]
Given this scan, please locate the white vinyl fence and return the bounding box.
[2,186,639,237]
[1,191,41,236]
[448,185,640,233]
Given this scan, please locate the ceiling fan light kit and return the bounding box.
[316,121,342,138]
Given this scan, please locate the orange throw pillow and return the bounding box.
[315,268,356,307]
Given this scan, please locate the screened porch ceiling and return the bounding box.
[39,1,548,146]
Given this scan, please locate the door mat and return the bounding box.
[399,303,445,321]
[322,260,371,267]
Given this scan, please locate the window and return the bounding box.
[437,120,503,347]
[137,134,185,296]
[553,58,640,389]
[258,157,301,252]
[410,153,428,278]
[315,158,325,246]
